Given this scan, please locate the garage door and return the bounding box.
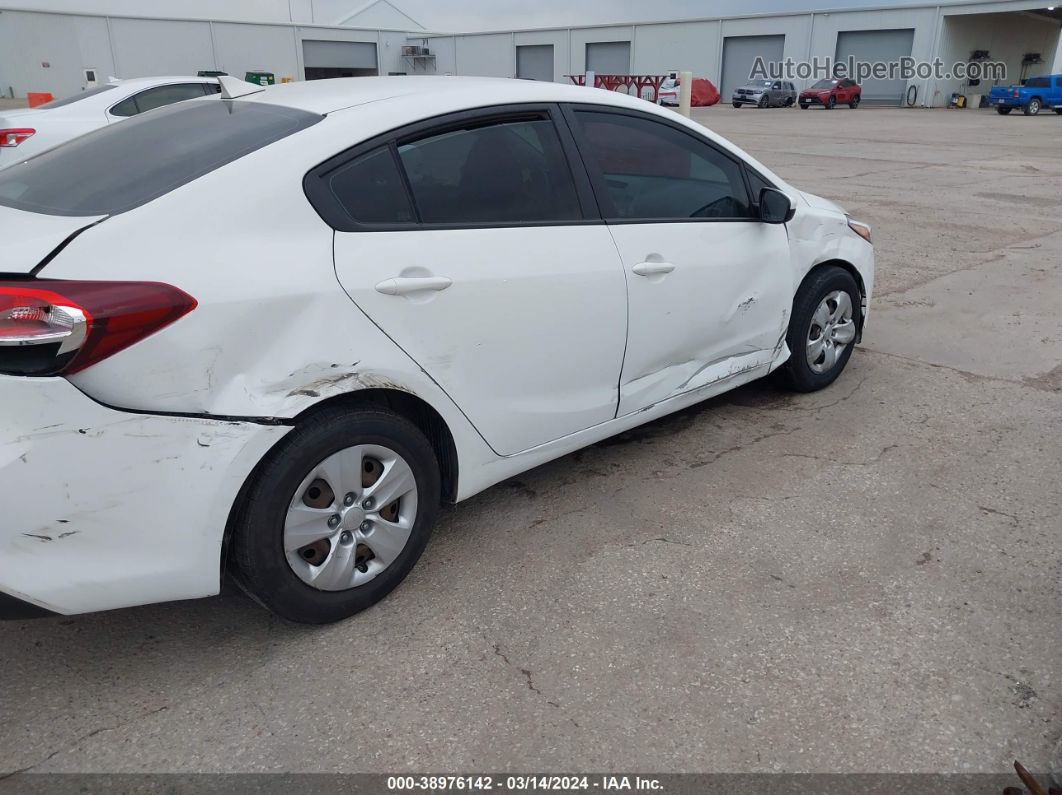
[517,44,554,82]
[835,29,914,105]
[721,35,785,99]
[302,39,378,80]
[585,41,630,75]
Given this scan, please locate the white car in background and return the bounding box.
[0,77,873,624]
[0,76,221,168]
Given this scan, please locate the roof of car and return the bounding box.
[241,75,650,115]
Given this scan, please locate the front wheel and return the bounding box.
[996,106,1012,115]
[778,266,861,392]
[800,102,809,109]
[850,96,860,109]
[826,96,837,110]
[758,95,769,108]
[732,101,742,108]
[232,408,441,623]
[1024,99,1041,116]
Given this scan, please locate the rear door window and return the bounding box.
[0,100,321,216]
[396,115,582,225]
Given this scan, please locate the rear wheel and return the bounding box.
[996,106,1012,115]
[1055,108,1062,115]
[232,408,441,624]
[778,266,861,393]
[1024,99,1041,116]
[785,97,795,107]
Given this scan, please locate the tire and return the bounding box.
[800,102,809,109]
[1055,108,1062,115]
[778,266,861,393]
[758,95,769,108]
[232,408,441,624]
[996,106,1012,115]
[826,96,836,110]
[785,97,794,107]
[850,96,860,109]
[1024,99,1041,116]
[732,101,742,108]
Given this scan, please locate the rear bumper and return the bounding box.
[0,376,289,616]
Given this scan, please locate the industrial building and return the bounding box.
[1,0,1060,107]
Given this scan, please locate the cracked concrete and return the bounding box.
[1,106,1059,776]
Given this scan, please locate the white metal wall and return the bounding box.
[0,9,407,98]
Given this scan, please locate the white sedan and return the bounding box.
[0,76,220,168]
[0,76,873,623]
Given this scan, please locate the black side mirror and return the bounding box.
[759,187,795,224]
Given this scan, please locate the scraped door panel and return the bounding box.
[334,227,628,456]
[611,222,790,414]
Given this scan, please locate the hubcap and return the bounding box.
[806,290,856,374]
[283,444,418,591]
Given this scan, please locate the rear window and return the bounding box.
[1026,76,1049,88]
[36,85,118,109]
[0,99,321,217]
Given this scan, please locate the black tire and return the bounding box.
[778,266,861,393]
[826,96,836,110]
[758,94,769,108]
[800,102,809,109]
[1024,99,1041,116]
[232,408,441,624]
[1055,108,1062,115]
[850,96,860,109]
[732,101,742,108]
[785,97,794,107]
[996,106,1012,115]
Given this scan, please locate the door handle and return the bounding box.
[632,261,676,277]
[374,276,453,296]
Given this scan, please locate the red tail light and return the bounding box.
[0,280,197,376]
[0,128,35,147]
[1013,89,1020,97]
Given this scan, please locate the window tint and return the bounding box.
[572,111,752,220]
[327,146,415,225]
[0,100,321,217]
[37,85,118,109]
[108,95,139,117]
[397,116,581,225]
[111,83,212,117]
[1026,77,1049,88]
[747,170,774,203]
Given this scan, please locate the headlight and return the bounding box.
[847,218,872,244]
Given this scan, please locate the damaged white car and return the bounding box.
[0,76,873,623]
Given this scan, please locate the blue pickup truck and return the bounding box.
[989,74,1062,115]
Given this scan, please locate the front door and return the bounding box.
[565,106,792,414]
[326,107,628,456]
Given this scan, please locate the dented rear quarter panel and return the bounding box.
[0,375,289,613]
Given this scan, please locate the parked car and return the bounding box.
[0,76,874,623]
[799,78,861,109]
[658,75,721,107]
[0,76,221,169]
[988,74,1062,115]
[732,79,797,108]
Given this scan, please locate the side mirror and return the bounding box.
[759,187,795,224]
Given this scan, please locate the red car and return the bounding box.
[799,78,861,109]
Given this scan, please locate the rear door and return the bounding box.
[564,105,791,415]
[322,105,628,456]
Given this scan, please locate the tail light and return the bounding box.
[0,128,35,147]
[1013,89,1020,97]
[0,280,196,376]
